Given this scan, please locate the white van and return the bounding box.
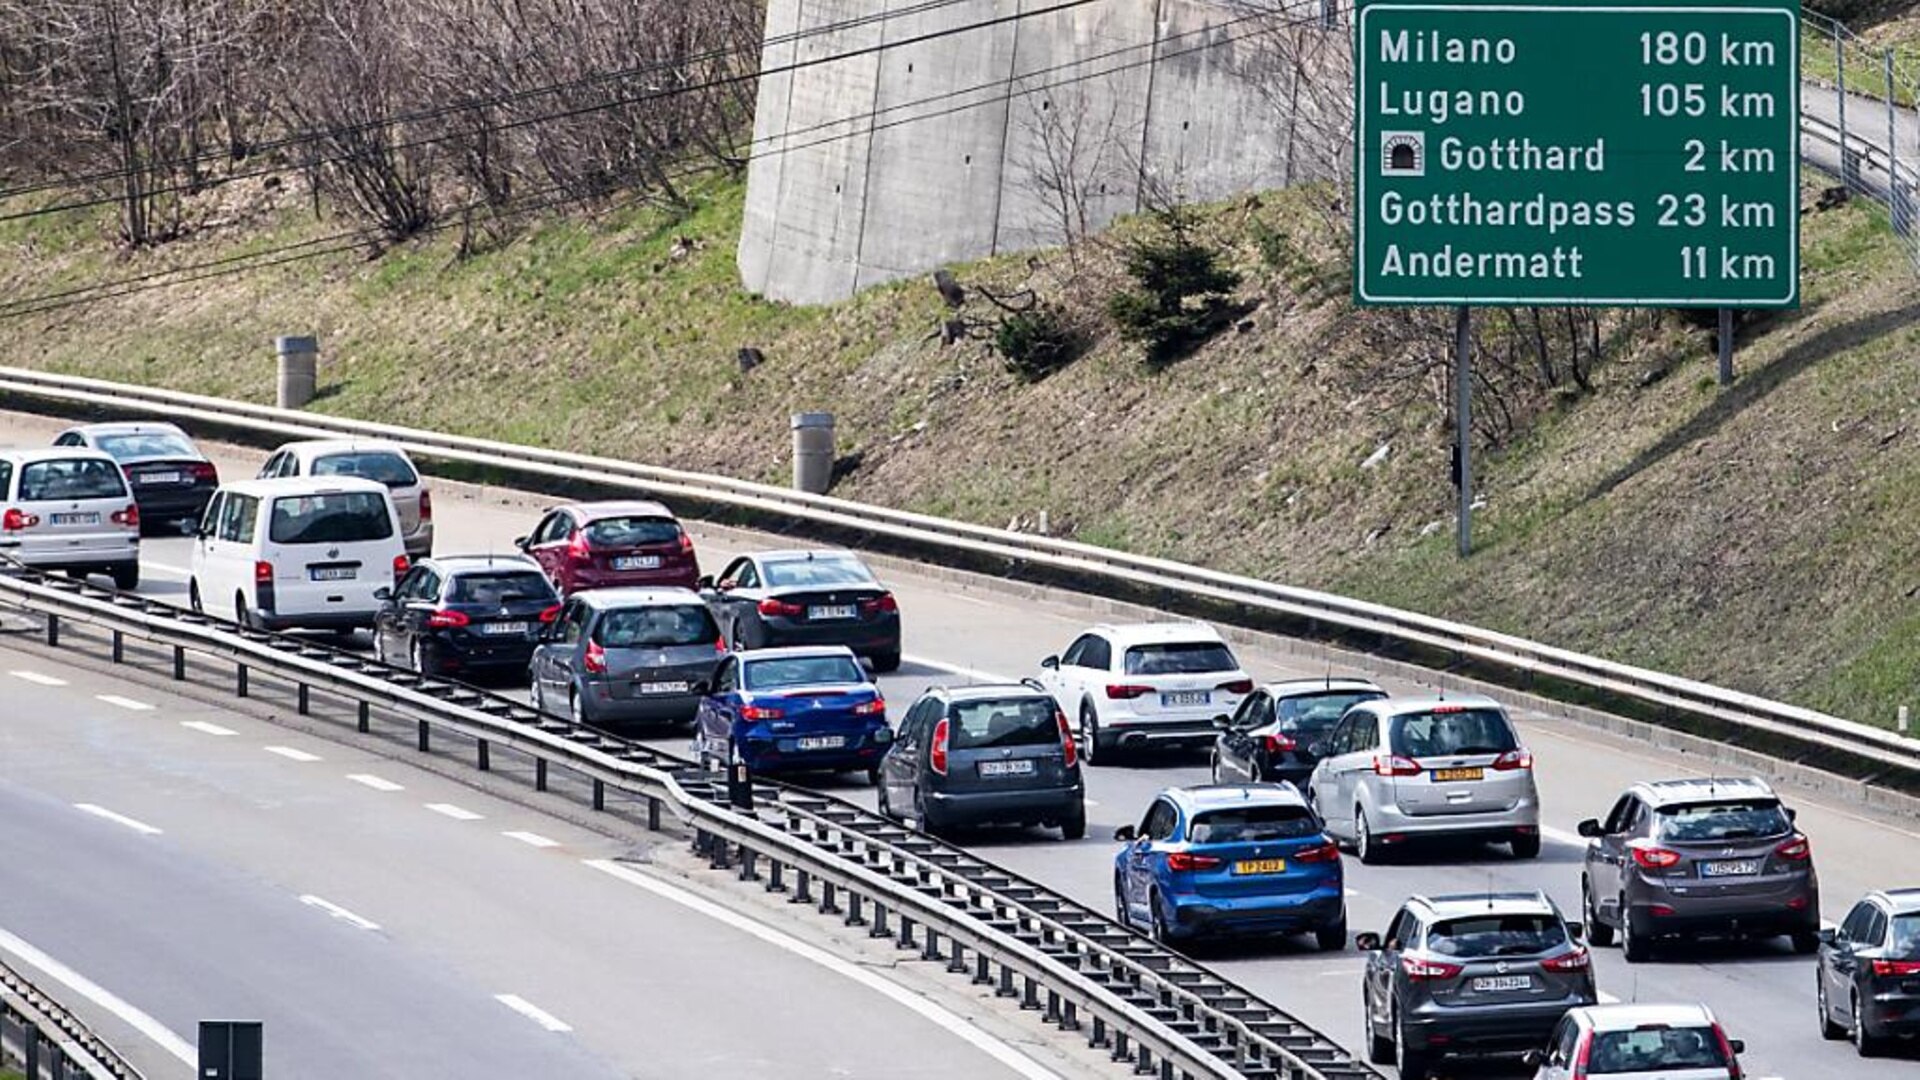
[189,476,408,632]
[0,447,142,588]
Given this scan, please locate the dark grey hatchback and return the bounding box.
[877,684,1085,839]
[529,587,725,731]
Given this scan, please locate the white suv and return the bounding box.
[1034,622,1251,763]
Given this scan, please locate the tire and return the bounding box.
[568,689,589,728]
[864,766,882,787]
[877,781,896,821]
[1147,890,1173,945]
[188,579,204,614]
[1315,910,1348,952]
[1621,901,1651,963]
[411,638,432,675]
[1394,1006,1430,1080]
[870,650,901,674]
[1582,879,1615,946]
[1209,749,1222,784]
[234,593,255,632]
[1356,806,1385,865]
[1511,832,1542,859]
[1818,971,1847,1040]
[1364,988,1394,1065]
[1790,929,1820,955]
[110,561,139,591]
[1114,877,1131,928]
[1060,805,1087,841]
[913,790,940,836]
[1852,990,1886,1057]
[1078,704,1104,766]
[730,617,760,653]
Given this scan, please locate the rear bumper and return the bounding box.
[1166,884,1344,937]
[1626,895,1817,938]
[1865,987,1920,1035]
[1366,798,1540,840]
[563,566,698,593]
[763,617,901,657]
[404,523,433,559]
[257,610,375,632]
[0,538,140,567]
[1402,998,1589,1053]
[742,731,891,774]
[926,786,1083,827]
[580,687,702,727]
[1102,718,1220,750]
[130,488,214,518]
[431,636,538,670]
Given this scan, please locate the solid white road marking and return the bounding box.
[494,993,573,1033]
[181,720,237,736]
[426,803,484,821]
[144,562,192,579]
[299,895,381,932]
[503,830,560,848]
[264,746,322,762]
[1598,991,1621,1004]
[346,773,404,792]
[902,653,1017,684]
[1539,824,1586,848]
[0,926,196,1067]
[74,803,163,836]
[9,669,68,686]
[95,694,153,712]
[585,859,1063,1080]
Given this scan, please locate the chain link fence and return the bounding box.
[1800,9,1920,267]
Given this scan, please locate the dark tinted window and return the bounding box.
[1586,1026,1726,1074]
[594,604,718,648]
[743,654,865,689]
[268,492,394,543]
[1390,708,1517,758]
[1890,913,1920,958]
[762,555,875,589]
[1654,800,1792,842]
[0,461,13,498]
[18,458,127,501]
[312,451,417,487]
[1426,913,1567,958]
[1188,805,1319,843]
[1122,641,1236,675]
[95,432,197,460]
[447,571,554,605]
[584,516,681,547]
[948,698,1059,750]
[1277,691,1384,731]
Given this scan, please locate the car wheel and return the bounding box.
[870,650,901,674]
[568,689,588,728]
[411,639,431,675]
[1818,970,1847,1040]
[730,618,758,653]
[864,766,882,787]
[1078,704,1103,766]
[234,593,254,632]
[1113,876,1131,929]
[1620,900,1651,963]
[1510,831,1541,859]
[188,579,204,614]
[110,561,139,591]
[912,789,939,836]
[1394,1005,1430,1080]
[1315,909,1348,952]
[1582,878,1615,946]
[1363,987,1393,1065]
[1060,805,1086,841]
[1147,890,1173,945]
[877,781,895,821]
[1852,989,1885,1056]
[1356,806,1384,865]
[1209,749,1221,784]
[1790,928,1820,955]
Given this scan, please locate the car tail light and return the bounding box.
[189,461,218,483]
[1631,845,1683,870]
[858,592,898,615]
[1541,947,1592,972]
[1056,710,1077,768]
[1711,1023,1742,1079]
[1774,835,1811,861]
[1572,1030,1594,1079]
[392,555,410,579]
[1105,684,1152,700]
[852,698,886,716]
[1295,841,1341,863]
[425,609,469,629]
[930,718,950,775]
[254,560,273,584]
[1491,749,1533,770]
[1217,678,1254,694]
[677,530,694,555]
[1263,733,1297,753]
[1165,852,1222,872]
[1648,903,1678,917]
[111,503,139,528]
[3,508,36,530]
[538,604,562,624]
[741,703,785,721]
[1400,955,1463,981]
[583,639,607,674]
[567,530,590,559]
[419,489,433,521]
[1872,959,1920,976]
[714,636,726,653]
[1372,754,1422,776]
[758,598,804,617]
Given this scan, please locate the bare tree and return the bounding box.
[1014,85,1121,271]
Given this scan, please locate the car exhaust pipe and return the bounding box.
[1119,731,1149,747]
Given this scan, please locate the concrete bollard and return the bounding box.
[1901,705,1911,735]
[275,335,318,409]
[791,412,835,494]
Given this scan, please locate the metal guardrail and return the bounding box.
[0,558,1381,1080]
[0,367,1914,788]
[0,957,141,1080]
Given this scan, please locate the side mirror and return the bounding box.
[512,535,530,550]
[1112,825,1136,841]
[695,574,715,590]
[373,586,392,602]
[1520,1050,1545,1068]
[691,680,712,696]
[1728,1039,1745,1056]
[1354,932,1382,951]
[1040,655,1059,670]
[1785,807,1798,822]
[1306,742,1329,758]
[872,727,894,744]
[1210,715,1231,731]
[1576,818,1604,838]
[1818,927,1838,946]
[1565,920,1584,942]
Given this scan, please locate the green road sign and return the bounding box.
[1353,0,1800,307]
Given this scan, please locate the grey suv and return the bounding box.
[1577,776,1819,963]
[1358,891,1596,1080]
[878,684,1085,839]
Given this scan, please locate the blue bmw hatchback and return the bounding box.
[692,645,892,781]
[1113,783,1346,948]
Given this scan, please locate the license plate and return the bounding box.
[1702,859,1760,877]
[639,680,689,695]
[796,735,844,751]
[480,621,528,635]
[978,759,1036,777]
[1472,975,1533,992]
[309,566,357,581]
[1232,858,1288,875]
[138,471,182,485]
[1433,767,1484,782]
[611,555,662,570]
[49,512,99,526]
[809,604,857,620]
[1161,691,1210,707]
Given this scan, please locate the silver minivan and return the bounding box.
[0,447,142,589]
[1308,695,1540,863]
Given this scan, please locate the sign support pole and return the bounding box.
[1717,307,1735,385]
[1455,305,1473,558]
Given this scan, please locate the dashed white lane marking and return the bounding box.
[902,653,1017,684]
[95,694,154,711]
[585,859,1063,1080]
[265,746,322,762]
[9,669,68,686]
[426,803,484,821]
[494,993,573,1033]
[181,720,237,736]
[299,895,381,932]
[74,803,163,836]
[347,773,405,792]
[0,926,196,1067]
[503,831,560,849]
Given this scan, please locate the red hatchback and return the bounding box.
[515,501,699,596]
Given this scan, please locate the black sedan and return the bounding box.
[699,549,901,672]
[373,555,558,678]
[1818,887,1920,1056]
[1210,677,1385,786]
[54,421,218,532]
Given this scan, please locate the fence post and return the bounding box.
[1889,50,1906,237]
[1838,25,1853,189]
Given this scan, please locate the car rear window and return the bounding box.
[312,451,418,488]
[594,604,718,648]
[447,570,553,605]
[1890,914,1920,958]
[17,458,127,501]
[948,698,1059,750]
[1585,1026,1727,1073]
[762,556,875,589]
[268,492,394,544]
[1188,805,1320,843]
[1277,691,1383,731]
[744,655,866,689]
[95,432,197,460]
[584,516,681,547]
[1389,708,1517,758]
[1655,800,1792,842]
[1122,641,1237,675]
[1426,913,1567,957]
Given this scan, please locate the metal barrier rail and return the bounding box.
[0,957,142,1080]
[0,368,1913,786]
[0,560,1382,1080]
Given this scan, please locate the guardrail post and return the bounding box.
[766,859,786,893]
[1089,1015,1108,1049]
[236,663,248,697]
[357,701,370,733]
[818,880,840,915]
[870,900,890,937]
[25,1026,40,1076]
[44,612,57,646]
[1110,1030,1130,1063]
[173,645,186,680]
[791,868,813,904]
[1021,976,1041,1010]
[111,629,123,662]
[592,779,605,810]
[297,683,310,715]
[646,795,660,830]
[416,719,429,752]
[844,892,865,926]
[535,758,548,791]
[738,848,759,881]
[896,914,916,950]
[1839,27,1855,189]
[1890,50,1906,237]
[477,739,490,772]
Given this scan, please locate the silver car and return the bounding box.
[259,439,433,559]
[1307,694,1540,863]
[0,447,142,589]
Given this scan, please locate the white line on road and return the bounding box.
[144,562,192,579]
[902,653,1017,684]
[95,694,153,712]
[9,669,68,686]
[346,773,404,792]
[1599,991,1620,1004]
[0,926,196,1067]
[264,746,322,762]
[299,895,382,932]
[1539,824,1586,848]
[503,830,560,848]
[426,803,484,821]
[585,859,1062,1080]
[494,993,573,1033]
[181,720,237,737]
[73,803,162,836]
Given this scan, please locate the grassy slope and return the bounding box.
[3,168,1919,731]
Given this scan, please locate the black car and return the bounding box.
[54,421,218,532]
[878,683,1084,839]
[1818,886,1920,1056]
[1210,677,1386,786]
[700,549,901,672]
[373,555,558,677]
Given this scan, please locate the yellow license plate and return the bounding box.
[1232,858,1288,875]
[1433,767,1484,782]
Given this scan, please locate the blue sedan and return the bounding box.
[692,645,893,781]
[1113,783,1346,948]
